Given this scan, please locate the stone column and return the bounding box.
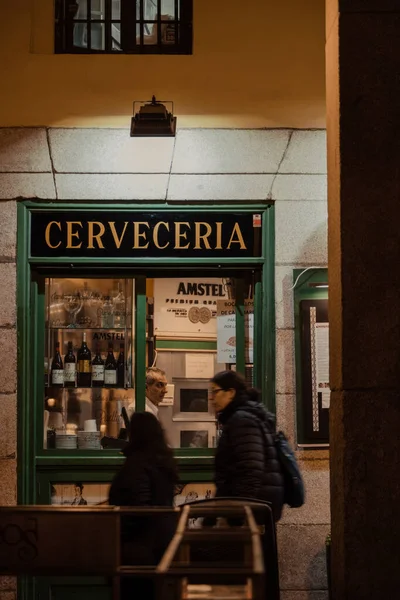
[0,199,17,504]
[326,1,400,598]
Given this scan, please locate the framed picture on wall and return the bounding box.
[50,482,110,506]
[172,378,215,422]
[180,429,209,449]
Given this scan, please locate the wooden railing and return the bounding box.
[0,500,277,600]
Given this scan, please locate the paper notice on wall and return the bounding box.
[216,300,254,364]
[315,322,330,409]
[154,278,228,339]
[185,353,215,379]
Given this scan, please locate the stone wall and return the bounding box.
[0,127,329,599]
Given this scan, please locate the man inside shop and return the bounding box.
[127,367,168,420]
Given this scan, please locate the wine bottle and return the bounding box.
[44,357,49,387]
[77,332,92,387]
[64,341,76,388]
[116,343,125,388]
[92,343,105,388]
[104,342,117,387]
[51,341,64,388]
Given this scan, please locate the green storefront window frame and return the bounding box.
[293,267,329,446]
[17,200,276,505]
[17,200,275,600]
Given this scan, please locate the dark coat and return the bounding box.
[109,453,178,564]
[214,393,285,521]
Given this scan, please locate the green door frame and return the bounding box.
[17,200,275,506]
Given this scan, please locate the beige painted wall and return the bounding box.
[0,0,326,128]
[0,127,330,600]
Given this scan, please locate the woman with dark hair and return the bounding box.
[109,412,179,597]
[210,370,284,521]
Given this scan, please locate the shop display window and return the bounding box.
[44,277,134,449]
[42,275,255,451]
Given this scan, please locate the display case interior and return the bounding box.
[44,277,135,450]
[40,275,255,452]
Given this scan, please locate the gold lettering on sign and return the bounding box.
[66,221,83,249]
[215,222,223,250]
[87,221,106,249]
[45,221,62,249]
[227,222,246,250]
[194,222,212,250]
[109,221,128,249]
[153,221,169,249]
[42,217,251,253]
[133,222,150,249]
[174,222,190,250]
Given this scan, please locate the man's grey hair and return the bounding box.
[146,367,166,386]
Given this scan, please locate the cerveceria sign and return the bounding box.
[30,211,262,258]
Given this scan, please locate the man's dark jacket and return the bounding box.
[214,392,285,521]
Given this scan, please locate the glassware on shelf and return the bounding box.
[49,281,65,327]
[76,281,103,327]
[63,290,84,328]
[101,295,114,328]
[113,282,126,328]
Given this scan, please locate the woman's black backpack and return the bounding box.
[274,430,305,508]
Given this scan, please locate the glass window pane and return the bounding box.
[111,22,121,50]
[112,0,121,20]
[73,22,88,48]
[140,0,156,20]
[73,0,87,20]
[161,19,177,44]
[91,0,105,19]
[151,277,230,449]
[161,0,176,19]
[138,19,177,45]
[150,276,254,449]
[91,22,105,49]
[44,277,135,450]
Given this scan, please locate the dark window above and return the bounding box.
[55,0,193,54]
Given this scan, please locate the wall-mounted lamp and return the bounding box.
[130,96,177,137]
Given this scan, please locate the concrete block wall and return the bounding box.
[0,127,329,599]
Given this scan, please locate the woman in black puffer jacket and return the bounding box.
[210,370,284,522]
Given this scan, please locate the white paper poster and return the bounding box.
[315,322,330,409]
[51,482,110,506]
[216,300,254,364]
[154,278,228,338]
[174,483,215,528]
[185,353,215,379]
